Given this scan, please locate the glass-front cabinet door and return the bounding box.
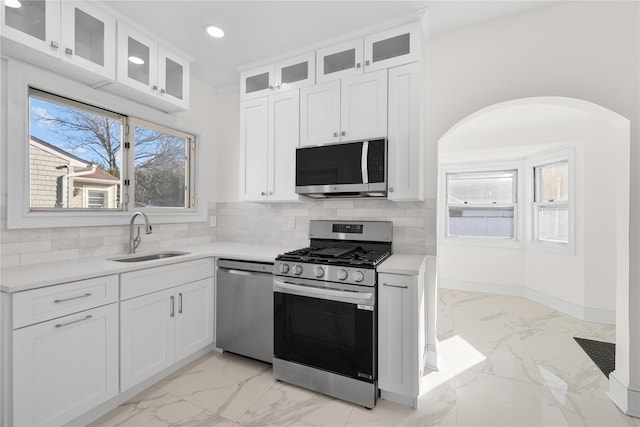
[116,24,158,97]
[158,46,190,110]
[363,22,421,73]
[240,63,275,100]
[2,0,60,56]
[60,1,115,80]
[275,52,315,92]
[316,38,363,83]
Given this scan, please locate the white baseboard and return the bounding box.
[379,389,417,409]
[609,371,640,417]
[439,279,616,325]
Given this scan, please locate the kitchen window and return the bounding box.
[28,89,195,213]
[446,170,518,239]
[532,159,570,244]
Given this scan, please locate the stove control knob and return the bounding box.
[279,263,290,274]
[353,271,365,282]
[337,269,348,281]
[314,266,325,278]
[293,265,303,275]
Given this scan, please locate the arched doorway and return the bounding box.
[436,96,632,413]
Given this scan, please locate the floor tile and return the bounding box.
[90,289,640,427]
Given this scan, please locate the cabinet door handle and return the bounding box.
[50,40,59,49]
[383,283,408,289]
[170,296,175,317]
[389,187,394,193]
[261,191,267,196]
[152,85,158,91]
[55,315,93,329]
[160,88,166,94]
[65,47,73,55]
[54,293,92,303]
[341,131,346,136]
[333,132,339,138]
[365,60,370,66]
[178,293,183,314]
[356,62,361,68]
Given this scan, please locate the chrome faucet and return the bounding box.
[129,212,153,254]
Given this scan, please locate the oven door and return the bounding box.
[273,278,376,382]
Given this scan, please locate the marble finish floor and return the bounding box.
[90,290,640,426]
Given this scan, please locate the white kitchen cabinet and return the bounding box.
[120,277,214,392]
[175,278,214,361]
[316,22,421,83]
[12,303,119,426]
[316,38,364,83]
[241,52,315,100]
[113,23,190,111]
[1,0,116,83]
[240,89,300,201]
[378,259,426,409]
[300,70,387,146]
[364,22,422,73]
[387,62,424,201]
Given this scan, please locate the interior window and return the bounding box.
[446,170,517,239]
[533,161,569,243]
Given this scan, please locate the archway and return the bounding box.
[436,96,631,413]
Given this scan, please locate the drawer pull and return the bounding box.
[54,293,92,303]
[383,283,408,289]
[55,315,93,329]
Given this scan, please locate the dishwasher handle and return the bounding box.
[217,259,274,274]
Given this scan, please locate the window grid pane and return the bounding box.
[133,122,189,209]
[446,170,517,239]
[534,160,569,244]
[28,89,123,211]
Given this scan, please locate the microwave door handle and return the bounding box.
[274,280,372,304]
[361,141,369,184]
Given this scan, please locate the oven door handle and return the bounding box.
[274,280,373,305]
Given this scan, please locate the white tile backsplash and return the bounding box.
[0,197,436,267]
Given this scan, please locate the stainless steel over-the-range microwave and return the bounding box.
[295,139,387,198]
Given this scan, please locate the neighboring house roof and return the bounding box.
[30,136,119,182]
[74,166,119,182]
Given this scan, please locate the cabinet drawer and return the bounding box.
[12,275,119,329]
[120,258,215,300]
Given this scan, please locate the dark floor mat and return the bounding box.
[574,337,615,378]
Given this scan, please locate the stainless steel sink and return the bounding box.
[110,251,190,262]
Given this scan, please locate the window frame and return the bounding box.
[439,161,524,248]
[6,59,208,229]
[526,149,575,254]
[446,169,519,240]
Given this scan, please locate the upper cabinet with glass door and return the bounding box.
[1,0,116,83]
[316,22,422,83]
[240,52,315,100]
[113,23,191,111]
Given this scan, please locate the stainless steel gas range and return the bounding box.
[272,220,392,409]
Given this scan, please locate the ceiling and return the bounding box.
[104,1,561,89]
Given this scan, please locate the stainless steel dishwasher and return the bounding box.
[216,259,274,363]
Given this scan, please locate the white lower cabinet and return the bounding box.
[12,303,119,426]
[378,262,426,408]
[120,277,214,392]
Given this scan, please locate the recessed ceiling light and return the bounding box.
[205,25,224,38]
[128,56,144,65]
[5,0,22,8]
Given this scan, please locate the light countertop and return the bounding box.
[0,242,290,293]
[378,254,427,276]
[1,242,428,293]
